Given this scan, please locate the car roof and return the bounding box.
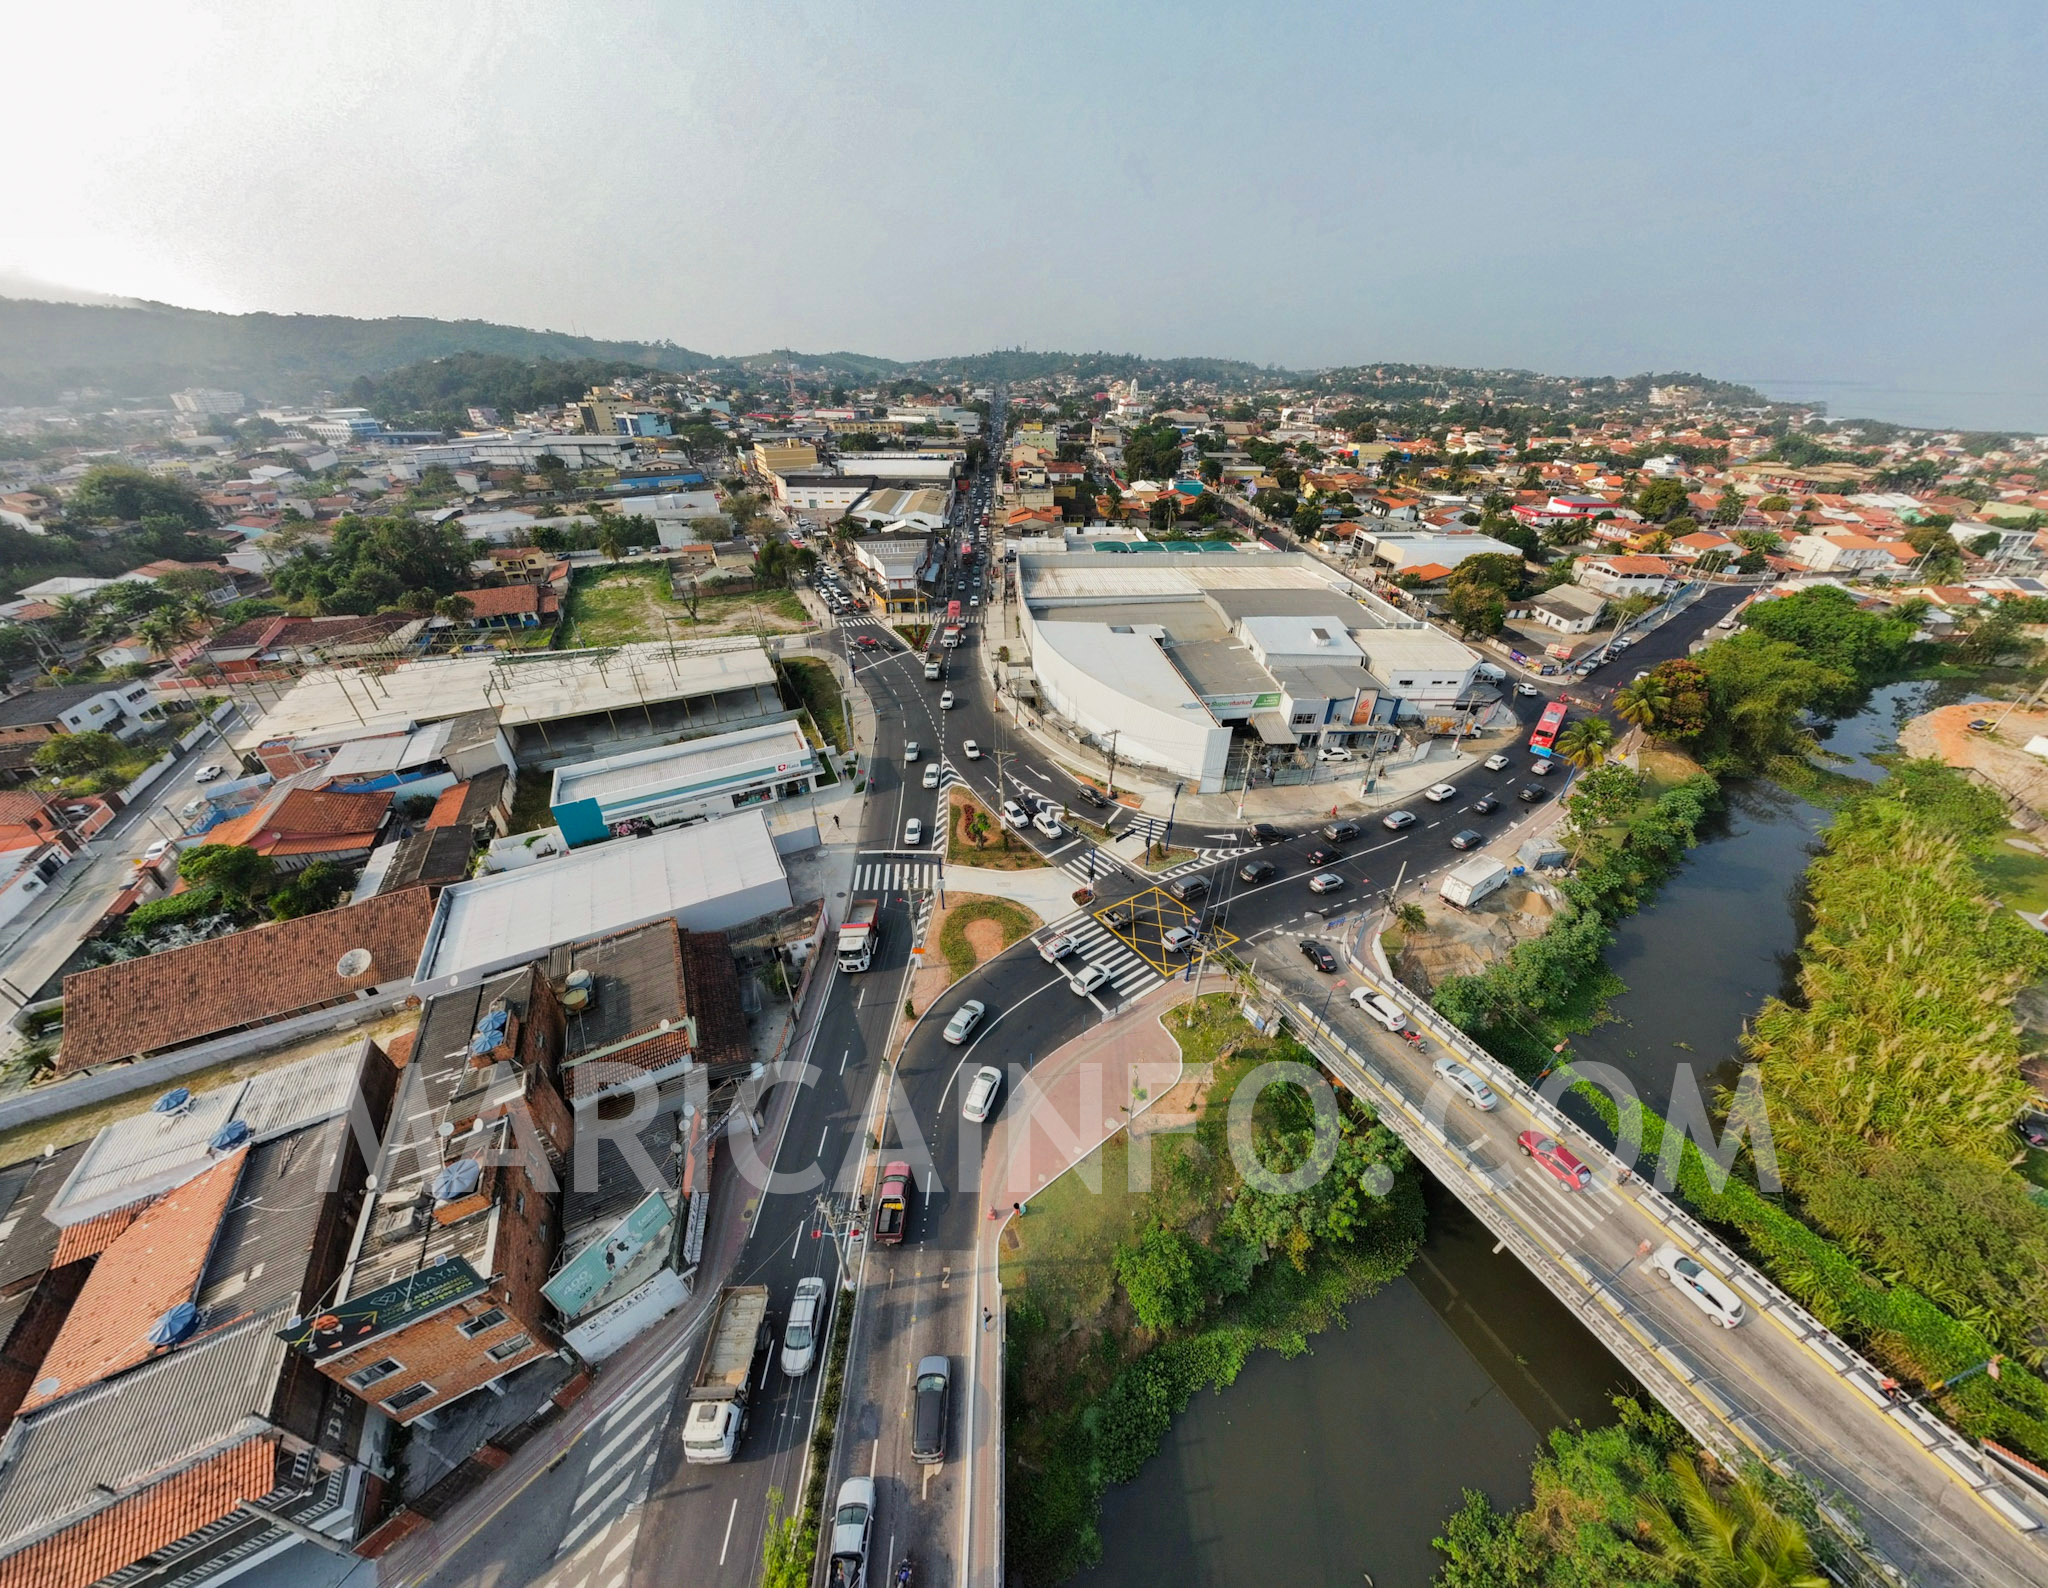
[917,1354,949,1376]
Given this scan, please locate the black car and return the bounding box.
[1322,820,1360,842]
[1305,846,1338,866]
[912,1356,950,1463]
[1238,858,1277,883]
[1450,829,1484,850]
[1471,795,1499,815]
[1077,786,1110,809]
[1300,940,1339,973]
[1250,822,1287,844]
[1169,873,1211,903]
[1517,785,1550,804]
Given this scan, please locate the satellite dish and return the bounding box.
[336,947,374,978]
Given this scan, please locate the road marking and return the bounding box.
[588,1397,667,1471]
[840,1046,851,1074]
[718,1497,739,1565]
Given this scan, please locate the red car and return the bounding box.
[855,635,878,650]
[1516,1131,1592,1190]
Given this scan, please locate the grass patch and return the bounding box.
[1135,841,1198,872]
[560,563,808,646]
[947,788,1049,869]
[936,895,1035,979]
[1978,846,2048,915]
[509,766,555,833]
[778,657,848,753]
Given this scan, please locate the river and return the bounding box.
[1074,681,1960,1587]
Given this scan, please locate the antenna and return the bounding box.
[336,947,373,978]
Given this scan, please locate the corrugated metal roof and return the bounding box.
[0,1305,287,1552]
[195,1118,347,1323]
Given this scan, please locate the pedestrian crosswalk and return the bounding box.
[852,857,942,891]
[1041,909,1166,1003]
[1055,841,1130,887]
[550,1359,689,1569]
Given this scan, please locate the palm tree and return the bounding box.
[1555,716,1616,772]
[1614,674,1669,735]
[596,519,626,564]
[1640,1454,1828,1588]
[434,593,474,624]
[135,602,203,658]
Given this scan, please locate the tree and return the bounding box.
[1693,634,1846,767]
[435,593,474,624]
[176,844,274,909]
[31,730,122,778]
[1444,583,1507,636]
[1632,478,1692,523]
[596,518,626,564]
[1148,496,1177,533]
[1712,486,1746,525]
[1566,762,1643,830]
[1198,455,1222,486]
[68,465,212,529]
[757,1487,811,1588]
[1639,1454,1828,1588]
[1613,673,1669,735]
[1555,716,1615,772]
[1115,1224,1202,1333]
[1447,553,1524,596]
[269,860,350,920]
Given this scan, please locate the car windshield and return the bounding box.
[835,1503,868,1529]
[1532,1136,1557,1154]
[787,1324,812,1349]
[918,1373,947,1392]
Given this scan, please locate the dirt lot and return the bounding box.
[1900,702,2048,825]
[1390,880,1561,992]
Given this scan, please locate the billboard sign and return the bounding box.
[280,1256,487,1360]
[541,1193,675,1319]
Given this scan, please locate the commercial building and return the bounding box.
[847,486,952,530]
[1015,550,1478,792]
[1350,527,1526,572]
[835,452,963,482]
[550,721,817,844]
[771,472,877,514]
[752,440,818,478]
[412,812,791,994]
[849,534,941,614]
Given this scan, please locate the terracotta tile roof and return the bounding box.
[1399,562,1454,582]
[0,1436,278,1588]
[1594,555,1674,576]
[461,583,547,620]
[684,931,751,1072]
[59,887,435,1072]
[0,793,56,824]
[201,787,389,858]
[424,782,471,828]
[50,1201,154,1267]
[20,1152,245,1411]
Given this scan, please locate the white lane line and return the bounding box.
[718,1497,740,1565]
[840,1046,851,1074]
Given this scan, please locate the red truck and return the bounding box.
[873,1161,913,1245]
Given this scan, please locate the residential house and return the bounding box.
[1782,533,1913,575]
[455,583,559,631]
[202,783,392,871]
[1512,585,1608,634]
[0,680,156,752]
[0,792,85,929]
[1575,555,1679,600]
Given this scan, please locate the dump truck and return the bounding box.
[1439,855,1513,909]
[837,898,882,973]
[681,1285,770,1465]
[873,1160,913,1245]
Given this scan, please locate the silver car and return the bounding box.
[1431,1056,1498,1111]
[782,1277,825,1377]
[828,1476,875,1587]
[943,999,986,1044]
[962,1065,1002,1122]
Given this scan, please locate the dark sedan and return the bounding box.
[1239,858,1278,883]
[1305,846,1338,866]
[912,1356,950,1463]
[1300,940,1339,972]
[1450,829,1484,850]
[1471,795,1499,815]
[1517,785,1550,804]
[1250,822,1287,844]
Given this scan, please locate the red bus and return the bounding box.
[1529,700,1567,757]
[942,599,964,648]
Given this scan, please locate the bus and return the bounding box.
[941,599,963,648]
[1529,700,1567,758]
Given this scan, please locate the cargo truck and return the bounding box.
[1440,855,1513,909]
[681,1285,770,1464]
[837,899,882,972]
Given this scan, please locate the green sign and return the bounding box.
[280,1256,487,1360]
[541,1193,675,1319]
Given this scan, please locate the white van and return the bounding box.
[924,660,942,680]
[1473,662,1506,682]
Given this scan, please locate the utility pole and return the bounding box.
[1104,729,1121,799]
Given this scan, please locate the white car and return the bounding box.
[782,1276,825,1377]
[1069,963,1110,997]
[1037,933,1077,962]
[1032,810,1064,839]
[904,817,923,846]
[1483,753,1510,772]
[194,763,226,783]
[1648,1243,1746,1329]
[943,999,986,1044]
[1424,783,1458,802]
[940,690,956,710]
[904,741,920,763]
[1431,1056,1498,1111]
[829,1478,875,1586]
[1382,810,1417,830]
[139,838,178,867]
[963,740,982,759]
[1514,682,1542,697]
[962,1065,1003,1123]
[1350,987,1406,1030]
[922,762,941,789]
[1317,744,1353,762]
[1001,799,1031,829]
[179,798,204,819]
[1161,925,1198,954]
[1529,758,1554,776]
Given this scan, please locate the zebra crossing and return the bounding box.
[1041,909,1166,1002]
[1053,840,1130,887]
[548,1357,690,1574]
[851,857,942,891]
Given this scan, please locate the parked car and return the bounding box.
[943,1000,986,1044]
[1647,1243,1746,1329]
[1381,810,1416,830]
[1001,799,1030,829]
[1482,753,1510,772]
[194,764,226,783]
[1069,962,1110,996]
[782,1277,826,1377]
[1308,871,1344,894]
[1239,858,1277,883]
[179,798,204,819]
[1424,782,1458,802]
[1300,940,1339,972]
[1515,681,1541,696]
[963,740,982,758]
[912,1357,951,1463]
[139,838,177,867]
[1351,988,1405,1030]
[962,1065,1003,1123]
[1323,820,1360,841]
[1449,829,1483,850]
[1161,925,1198,954]
[1517,1131,1592,1190]
[922,763,941,789]
[1471,795,1499,815]
[1517,785,1550,804]
[904,818,923,846]
[829,1478,875,1586]
[1317,744,1353,762]
[1431,1056,1498,1111]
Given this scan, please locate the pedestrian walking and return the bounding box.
[982,1308,993,1331]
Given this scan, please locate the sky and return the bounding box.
[5,1,2046,431]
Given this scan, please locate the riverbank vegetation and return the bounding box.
[1433,1396,1834,1587]
[1003,995,1425,1584]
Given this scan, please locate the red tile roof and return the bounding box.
[50,1201,154,1267]
[460,584,548,620]
[1400,562,1455,582]
[0,1437,278,1588]
[424,782,471,829]
[1593,555,1674,576]
[21,1152,246,1411]
[59,887,436,1072]
[205,787,390,858]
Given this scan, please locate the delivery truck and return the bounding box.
[1440,855,1513,909]
[681,1285,770,1464]
[837,898,882,973]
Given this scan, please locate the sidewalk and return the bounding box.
[962,980,1197,1587]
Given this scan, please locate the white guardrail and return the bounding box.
[1260,956,2048,1574]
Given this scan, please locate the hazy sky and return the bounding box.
[6,2,2046,430]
